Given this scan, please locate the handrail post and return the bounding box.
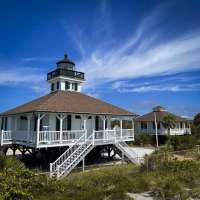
[50,163,52,178]
[92,129,95,145]
[36,114,40,147]
[120,119,123,140]
[60,118,63,144]
[85,129,87,142]
[1,130,3,146]
[56,164,59,178]
[115,129,117,143]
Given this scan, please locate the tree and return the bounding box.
[192,113,200,135]
[193,113,200,127]
[161,115,176,135]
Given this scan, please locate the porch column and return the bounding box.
[27,115,31,144]
[56,114,66,144]
[37,115,40,146]
[107,116,111,129]
[14,116,18,131]
[120,119,123,138]
[84,118,87,130]
[103,117,106,131]
[102,116,106,139]
[36,113,45,147]
[81,115,87,130]
[81,115,87,140]
[183,122,186,129]
[132,119,134,138]
[91,115,95,130]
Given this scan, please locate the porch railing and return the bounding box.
[93,129,134,143]
[0,130,12,145]
[169,128,191,135]
[0,129,135,147]
[38,130,86,145]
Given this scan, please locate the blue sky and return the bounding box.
[0,0,200,118]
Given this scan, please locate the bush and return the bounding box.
[133,133,154,146]
[167,135,198,150]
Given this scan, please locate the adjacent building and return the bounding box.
[135,106,191,135]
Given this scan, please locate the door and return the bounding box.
[86,116,93,136]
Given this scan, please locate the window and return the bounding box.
[19,116,27,130]
[65,81,70,90]
[141,122,147,129]
[67,115,71,130]
[51,83,54,91]
[1,117,7,130]
[75,83,78,91]
[56,117,60,131]
[20,116,27,120]
[72,83,78,91]
[95,116,99,130]
[1,117,4,130]
[56,82,60,90]
[157,122,160,129]
[75,115,81,119]
[180,122,183,129]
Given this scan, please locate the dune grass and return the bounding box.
[1,150,200,200]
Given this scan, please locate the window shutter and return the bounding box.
[67,115,71,130]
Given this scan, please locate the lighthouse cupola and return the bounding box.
[47,54,85,93]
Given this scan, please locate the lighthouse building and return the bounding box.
[0,55,137,178]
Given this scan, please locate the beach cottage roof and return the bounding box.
[136,106,188,122]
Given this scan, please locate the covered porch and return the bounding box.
[136,121,191,135]
[0,112,134,148]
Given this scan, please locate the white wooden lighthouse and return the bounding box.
[0,54,137,178]
[47,54,85,92]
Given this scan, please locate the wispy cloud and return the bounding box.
[112,80,200,92]
[68,2,200,92]
[111,71,200,92]
[0,65,47,93]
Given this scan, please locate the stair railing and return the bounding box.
[50,130,86,177]
[57,134,93,178]
[116,141,139,164]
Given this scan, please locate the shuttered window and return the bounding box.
[67,115,71,130]
[65,81,70,90]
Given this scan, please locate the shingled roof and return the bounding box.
[0,91,136,116]
[136,106,188,122]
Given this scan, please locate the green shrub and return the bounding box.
[133,133,154,146]
[167,135,197,150]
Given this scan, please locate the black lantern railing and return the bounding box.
[47,68,85,81]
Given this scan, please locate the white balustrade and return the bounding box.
[121,129,134,139]
[169,128,191,135]
[93,129,134,143]
[0,129,134,147]
[62,130,86,142]
[38,130,86,145]
[39,131,60,144]
[1,130,12,145]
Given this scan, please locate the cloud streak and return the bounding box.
[112,81,200,93]
[73,2,200,92]
[0,65,47,93]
